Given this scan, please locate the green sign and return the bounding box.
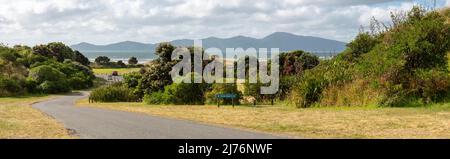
[216,93,238,99]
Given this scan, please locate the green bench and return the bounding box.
[215,93,238,108]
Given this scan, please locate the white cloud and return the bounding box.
[0,0,419,46]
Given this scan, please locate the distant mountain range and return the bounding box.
[71,32,347,59]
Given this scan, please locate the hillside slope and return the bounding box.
[292,7,450,108]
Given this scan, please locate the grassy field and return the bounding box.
[0,95,73,139]
[77,99,450,139]
[93,68,140,75]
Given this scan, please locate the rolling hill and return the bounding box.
[71,32,347,59]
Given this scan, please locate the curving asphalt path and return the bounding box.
[32,92,282,139]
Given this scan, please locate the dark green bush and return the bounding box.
[29,65,71,93]
[29,65,66,83]
[0,76,23,96]
[38,81,71,94]
[280,50,319,76]
[31,60,95,90]
[144,82,208,105]
[24,78,40,93]
[143,91,169,105]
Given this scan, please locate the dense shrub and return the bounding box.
[24,78,40,93]
[31,60,95,89]
[38,81,71,94]
[277,76,299,100]
[144,73,209,105]
[0,76,23,96]
[280,50,319,76]
[138,60,175,95]
[90,85,139,102]
[29,65,71,93]
[32,42,75,62]
[1,43,94,96]
[143,91,169,105]
[123,72,144,97]
[29,65,67,83]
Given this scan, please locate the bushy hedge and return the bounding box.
[90,84,139,102]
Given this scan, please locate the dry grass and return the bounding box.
[77,99,450,139]
[0,95,73,139]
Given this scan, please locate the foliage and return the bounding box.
[74,50,90,66]
[144,82,208,105]
[117,60,126,67]
[32,42,88,66]
[1,42,94,96]
[155,42,175,63]
[28,65,71,93]
[280,50,320,76]
[291,7,450,108]
[31,60,95,90]
[94,56,110,65]
[138,61,175,96]
[90,85,139,102]
[137,43,177,96]
[128,57,138,65]
[0,75,24,97]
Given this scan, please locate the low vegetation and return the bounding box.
[0,95,73,139]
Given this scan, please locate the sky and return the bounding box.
[0,0,449,46]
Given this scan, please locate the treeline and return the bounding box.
[92,56,144,68]
[0,42,95,96]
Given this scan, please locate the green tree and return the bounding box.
[74,51,90,66]
[280,50,320,76]
[155,42,175,63]
[32,42,75,62]
[128,57,138,65]
[95,56,110,65]
[117,60,126,67]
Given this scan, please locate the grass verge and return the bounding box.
[77,99,450,139]
[0,95,74,139]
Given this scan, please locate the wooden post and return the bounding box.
[232,98,235,108]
